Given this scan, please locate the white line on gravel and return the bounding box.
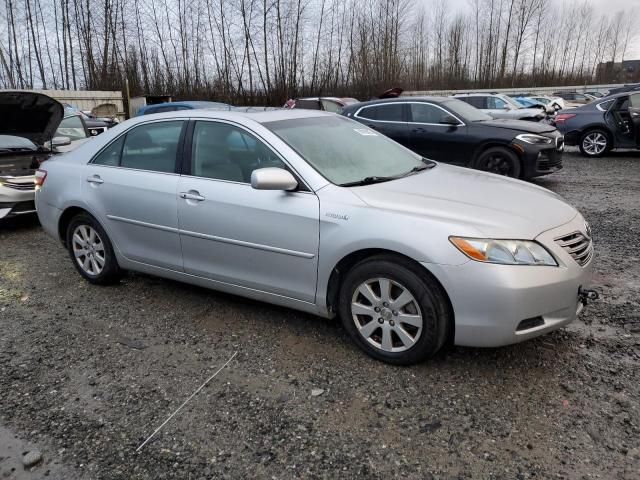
[135,350,238,453]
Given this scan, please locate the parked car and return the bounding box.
[284,97,359,113]
[584,91,605,98]
[54,112,93,152]
[607,83,640,95]
[0,91,66,219]
[35,109,595,365]
[341,97,564,179]
[136,101,232,116]
[554,91,640,157]
[552,92,593,105]
[452,93,546,121]
[63,104,115,136]
[527,95,566,111]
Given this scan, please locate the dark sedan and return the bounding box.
[341,97,564,179]
[554,92,640,157]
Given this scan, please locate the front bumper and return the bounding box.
[518,139,564,179]
[425,215,594,348]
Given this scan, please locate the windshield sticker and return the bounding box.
[353,128,377,136]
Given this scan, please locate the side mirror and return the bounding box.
[251,167,298,191]
[52,136,71,147]
[439,114,459,126]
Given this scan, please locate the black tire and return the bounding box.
[578,129,611,157]
[473,146,521,178]
[66,213,123,285]
[338,255,451,365]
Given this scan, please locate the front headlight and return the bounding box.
[450,237,557,266]
[515,133,553,145]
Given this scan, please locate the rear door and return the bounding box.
[353,103,410,147]
[406,102,467,163]
[83,120,186,271]
[605,96,635,146]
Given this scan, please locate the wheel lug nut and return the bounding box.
[389,320,395,326]
[392,310,398,316]
[374,307,380,312]
[383,302,389,307]
[378,318,384,324]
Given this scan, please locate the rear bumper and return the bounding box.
[424,215,594,348]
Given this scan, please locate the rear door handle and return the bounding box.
[86,175,104,184]
[179,191,205,201]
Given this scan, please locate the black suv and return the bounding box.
[341,97,564,179]
[554,92,640,157]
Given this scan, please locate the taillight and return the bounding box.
[555,113,576,123]
[34,169,47,189]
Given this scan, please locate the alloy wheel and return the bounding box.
[72,225,106,276]
[481,154,514,175]
[351,277,423,353]
[582,132,607,155]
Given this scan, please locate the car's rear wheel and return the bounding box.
[474,147,521,178]
[66,213,122,285]
[579,130,610,157]
[338,255,450,365]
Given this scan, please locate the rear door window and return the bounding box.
[459,96,486,109]
[487,97,507,109]
[357,104,405,121]
[92,121,184,172]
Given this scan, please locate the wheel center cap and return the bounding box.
[381,308,393,321]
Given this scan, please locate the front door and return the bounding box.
[177,120,320,303]
[406,102,468,164]
[83,120,185,271]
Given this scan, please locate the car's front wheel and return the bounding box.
[579,130,610,157]
[473,147,521,178]
[338,255,450,365]
[66,213,123,285]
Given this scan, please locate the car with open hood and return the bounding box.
[35,109,595,365]
[341,97,564,179]
[0,91,80,220]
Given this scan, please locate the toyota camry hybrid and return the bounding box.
[35,110,595,365]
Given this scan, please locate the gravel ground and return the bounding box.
[1,149,639,480]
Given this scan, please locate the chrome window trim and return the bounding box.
[595,100,615,112]
[354,102,466,127]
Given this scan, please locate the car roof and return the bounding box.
[341,96,446,110]
[130,108,336,124]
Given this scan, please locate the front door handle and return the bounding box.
[179,191,205,201]
[86,175,104,184]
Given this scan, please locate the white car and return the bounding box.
[453,93,546,121]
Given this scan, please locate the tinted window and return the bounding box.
[119,121,183,172]
[191,121,285,183]
[56,115,87,141]
[458,96,486,109]
[357,104,404,121]
[410,103,445,124]
[92,136,124,166]
[597,99,615,111]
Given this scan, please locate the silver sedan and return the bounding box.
[35,110,594,364]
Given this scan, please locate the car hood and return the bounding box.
[478,118,556,134]
[0,91,64,146]
[349,164,577,239]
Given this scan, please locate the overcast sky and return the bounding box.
[422,0,640,58]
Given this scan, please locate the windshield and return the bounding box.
[264,115,426,185]
[502,95,526,108]
[56,115,87,141]
[443,99,492,122]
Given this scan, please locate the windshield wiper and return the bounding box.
[340,176,396,187]
[340,159,436,187]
